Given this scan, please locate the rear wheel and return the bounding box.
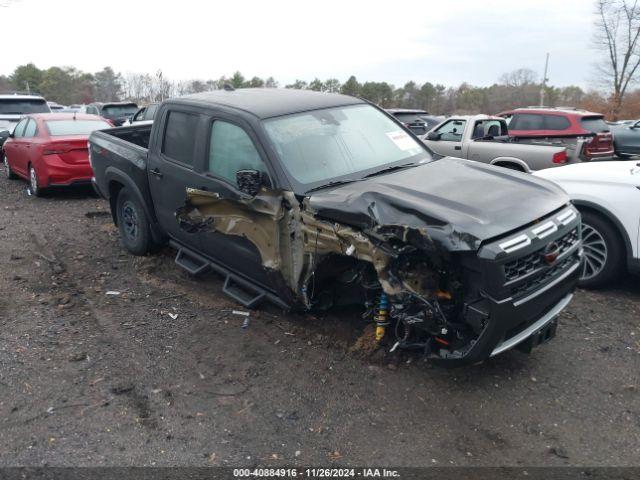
[116,188,153,255]
[29,165,44,197]
[579,210,624,288]
[2,151,17,179]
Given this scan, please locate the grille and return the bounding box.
[504,228,578,283]
[510,255,577,298]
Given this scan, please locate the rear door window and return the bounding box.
[23,119,37,137]
[162,111,199,166]
[544,115,571,130]
[509,114,545,131]
[580,116,610,133]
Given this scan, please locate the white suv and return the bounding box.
[534,161,640,287]
[0,92,51,134]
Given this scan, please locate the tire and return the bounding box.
[29,164,44,197]
[2,151,17,179]
[578,210,624,288]
[116,188,153,256]
[615,151,633,159]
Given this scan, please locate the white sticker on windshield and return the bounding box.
[386,130,418,151]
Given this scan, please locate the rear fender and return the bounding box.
[104,167,165,243]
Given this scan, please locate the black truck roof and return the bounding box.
[174,88,364,119]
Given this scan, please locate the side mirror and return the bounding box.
[426,131,441,141]
[236,169,263,196]
[0,130,10,140]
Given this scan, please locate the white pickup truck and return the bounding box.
[422,115,573,172]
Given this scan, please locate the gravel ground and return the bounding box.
[0,173,638,467]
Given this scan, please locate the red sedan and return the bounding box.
[2,113,111,196]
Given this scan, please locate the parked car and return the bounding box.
[386,109,441,135]
[497,107,615,161]
[3,113,111,195]
[90,88,582,367]
[47,102,66,111]
[534,161,640,287]
[609,120,640,158]
[0,92,50,137]
[122,103,159,126]
[84,101,139,126]
[422,115,569,171]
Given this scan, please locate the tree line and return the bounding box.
[1,62,639,119]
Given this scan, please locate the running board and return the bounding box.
[223,275,266,309]
[170,241,289,311]
[175,248,211,275]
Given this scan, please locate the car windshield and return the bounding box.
[0,99,49,114]
[263,104,431,191]
[102,105,138,117]
[46,120,112,136]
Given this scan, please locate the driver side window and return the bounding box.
[207,120,268,185]
[133,108,146,121]
[436,120,466,142]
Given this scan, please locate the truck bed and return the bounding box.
[89,124,154,215]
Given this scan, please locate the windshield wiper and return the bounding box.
[305,179,360,194]
[362,162,418,179]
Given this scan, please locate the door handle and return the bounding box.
[150,168,163,178]
[454,146,461,150]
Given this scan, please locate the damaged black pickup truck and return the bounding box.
[89,88,583,366]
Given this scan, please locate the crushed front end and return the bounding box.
[389,206,583,366]
[178,183,582,367]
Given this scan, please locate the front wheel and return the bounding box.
[2,151,17,179]
[579,211,624,288]
[116,188,153,256]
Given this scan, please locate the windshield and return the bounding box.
[46,120,112,136]
[263,104,430,191]
[0,99,49,115]
[102,104,138,117]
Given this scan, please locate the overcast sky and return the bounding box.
[1,0,597,88]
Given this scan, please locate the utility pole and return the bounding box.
[539,53,549,106]
[25,81,30,94]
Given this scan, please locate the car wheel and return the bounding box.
[29,165,44,197]
[578,210,624,288]
[2,151,17,179]
[116,188,152,256]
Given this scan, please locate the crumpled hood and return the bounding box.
[308,157,569,250]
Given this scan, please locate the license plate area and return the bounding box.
[515,318,558,354]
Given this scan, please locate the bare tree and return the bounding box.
[594,0,640,118]
[499,68,538,88]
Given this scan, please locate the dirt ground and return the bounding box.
[0,173,639,468]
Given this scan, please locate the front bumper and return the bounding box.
[436,206,582,366]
